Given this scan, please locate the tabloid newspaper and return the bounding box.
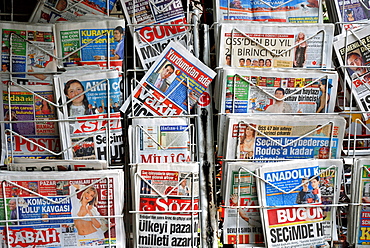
[221,114,346,160]
[218,23,334,69]
[29,0,119,23]
[0,21,57,85]
[120,41,216,117]
[214,0,322,23]
[121,0,192,69]
[133,163,199,248]
[330,0,370,31]
[257,159,343,248]
[0,169,125,248]
[54,18,125,71]
[9,157,108,171]
[54,69,123,163]
[131,117,193,164]
[349,158,370,246]
[0,84,61,164]
[333,26,370,121]
[222,162,264,246]
[215,68,338,114]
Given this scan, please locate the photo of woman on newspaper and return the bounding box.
[316,80,332,113]
[239,124,256,159]
[64,79,91,117]
[70,184,106,246]
[293,32,307,68]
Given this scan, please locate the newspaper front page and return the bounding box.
[216,68,338,114]
[0,22,57,85]
[218,23,334,69]
[257,160,332,248]
[134,163,199,248]
[122,0,191,69]
[222,114,346,160]
[214,0,322,23]
[332,0,370,31]
[0,170,125,248]
[131,117,192,164]
[222,162,264,245]
[29,0,118,23]
[121,41,216,116]
[333,26,370,120]
[55,69,123,163]
[54,18,125,71]
[351,158,370,246]
[0,84,61,164]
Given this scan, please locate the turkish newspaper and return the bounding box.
[54,18,125,71]
[9,157,108,171]
[350,158,370,246]
[0,21,57,85]
[29,0,119,23]
[121,0,192,69]
[331,0,370,31]
[222,162,264,246]
[131,117,193,164]
[218,23,334,69]
[215,68,338,114]
[214,0,322,23]
[0,169,125,248]
[333,26,370,121]
[54,69,123,163]
[0,84,61,164]
[221,114,346,160]
[257,159,343,248]
[121,41,216,117]
[133,163,199,248]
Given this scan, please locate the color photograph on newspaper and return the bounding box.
[333,26,370,121]
[215,0,322,23]
[257,160,330,248]
[332,0,370,31]
[222,114,346,160]
[134,163,199,248]
[55,69,123,162]
[0,170,124,248]
[219,23,334,69]
[121,41,216,116]
[222,162,264,245]
[218,68,338,114]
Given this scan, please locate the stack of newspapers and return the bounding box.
[0,1,128,247]
[212,0,351,247]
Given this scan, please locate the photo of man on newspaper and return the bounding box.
[147,62,175,93]
[346,50,368,78]
[265,88,293,113]
[110,26,124,60]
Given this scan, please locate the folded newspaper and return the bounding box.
[121,41,216,116]
[0,21,57,85]
[214,68,338,114]
[256,159,343,248]
[333,26,370,121]
[54,69,123,163]
[130,117,193,164]
[220,114,346,160]
[0,84,61,164]
[214,0,322,23]
[133,163,199,247]
[0,170,125,248]
[222,162,264,245]
[29,0,119,23]
[218,23,334,69]
[121,0,192,69]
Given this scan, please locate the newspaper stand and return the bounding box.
[0,18,126,247]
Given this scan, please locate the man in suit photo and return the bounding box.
[147,63,175,93]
